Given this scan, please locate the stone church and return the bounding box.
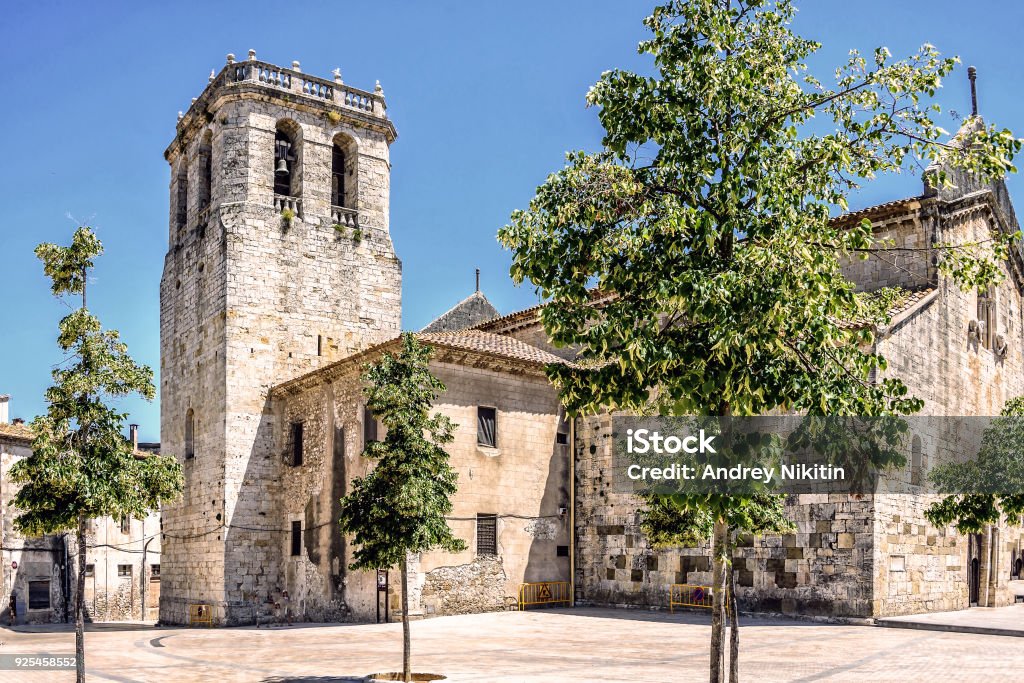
[158,54,1024,626]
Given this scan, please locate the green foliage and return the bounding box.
[499,0,1018,421]
[925,397,1024,533]
[642,493,793,549]
[339,334,467,570]
[11,227,183,535]
[281,208,295,227]
[352,226,363,243]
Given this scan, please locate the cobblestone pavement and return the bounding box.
[2,608,1024,682]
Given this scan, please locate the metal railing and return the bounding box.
[189,603,214,626]
[518,581,572,610]
[669,583,725,612]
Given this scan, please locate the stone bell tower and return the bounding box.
[158,51,402,624]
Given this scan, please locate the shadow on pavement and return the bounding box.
[534,606,842,629]
[4,622,159,633]
[261,677,365,683]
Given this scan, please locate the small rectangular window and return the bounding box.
[556,409,569,445]
[150,564,161,580]
[291,520,302,557]
[556,545,570,557]
[120,516,130,534]
[363,406,378,444]
[28,581,50,610]
[477,407,497,448]
[291,422,304,467]
[84,564,95,577]
[117,564,132,578]
[476,513,497,556]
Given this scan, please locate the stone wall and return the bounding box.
[270,347,571,623]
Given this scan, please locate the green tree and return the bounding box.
[11,227,183,683]
[339,334,467,683]
[498,1,1019,680]
[926,396,1024,534]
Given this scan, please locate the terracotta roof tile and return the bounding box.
[0,422,33,443]
[417,330,571,367]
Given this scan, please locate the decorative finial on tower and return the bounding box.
[192,97,198,105]
[178,111,184,121]
[292,60,301,73]
[226,53,236,65]
[375,80,384,96]
[209,69,216,82]
[332,68,343,85]
[968,66,979,117]
[248,49,257,61]
[475,268,480,293]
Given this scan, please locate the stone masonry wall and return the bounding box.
[271,351,570,622]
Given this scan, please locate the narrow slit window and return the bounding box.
[477,406,497,448]
[363,406,378,444]
[185,408,195,460]
[291,422,304,467]
[291,520,302,556]
[476,513,497,556]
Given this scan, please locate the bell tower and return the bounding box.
[158,51,402,624]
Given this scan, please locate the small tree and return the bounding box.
[11,227,183,683]
[498,1,1019,680]
[926,396,1024,534]
[339,334,467,683]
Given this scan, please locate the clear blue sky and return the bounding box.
[1,1,1022,441]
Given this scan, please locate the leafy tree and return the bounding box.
[498,1,1019,680]
[926,396,1024,533]
[339,334,467,683]
[11,227,183,683]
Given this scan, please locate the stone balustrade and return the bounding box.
[226,59,382,118]
[330,205,359,228]
[274,195,302,218]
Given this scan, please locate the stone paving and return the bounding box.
[2,608,1024,682]
[878,602,1024,638]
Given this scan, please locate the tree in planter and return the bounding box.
[498,1,1019,680]
[339,334,466,683]
[11,227,183,683]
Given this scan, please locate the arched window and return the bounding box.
[331,133,357,210]
[331,145,346,208]
[910,435,922,486]
[274,120,302,198]
[199,130,213,211]
[978,288,997,349]
[185,408,195,460]
[175,161,188,232]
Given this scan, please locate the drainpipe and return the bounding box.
[569,414,576,607]
[141,534,154,621]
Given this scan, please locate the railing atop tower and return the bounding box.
[331,205,359,228]
[226,58,383,117]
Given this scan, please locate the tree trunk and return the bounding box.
[401,558,411,683]
[76,513,86,683]
[710,518,728,683]
[728,549,739,683]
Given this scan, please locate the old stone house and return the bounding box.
[158,54,1023,625]
[0,396,163,623]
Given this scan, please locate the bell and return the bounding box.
[275,157,289,175]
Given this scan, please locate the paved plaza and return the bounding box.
[2,607,1024,682]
